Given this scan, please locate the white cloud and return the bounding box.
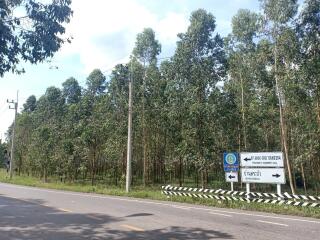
[157,12,189,44]
[56,0,188,73]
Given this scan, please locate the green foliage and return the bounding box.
[0,0,72,76]
[231,9,260,44]
[62,78,82,104]
[260,0,298,24]
[86,69,107,95]
[133,28,161,65]
[6,2,320,194]
[0,142,7,168]
[23,95,37,112]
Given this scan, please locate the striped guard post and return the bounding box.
[161,185,320,207]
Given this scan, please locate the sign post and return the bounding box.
[240,152,284,168]
[223,152,239,191]
[246,183,250,194]
[225,172,238,191]
[240,152,285,196]
[240,168,285,184]
[277,184,281,196]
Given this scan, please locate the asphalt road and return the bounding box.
[0,183,319,240]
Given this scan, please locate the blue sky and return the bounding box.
[0,0,261,140]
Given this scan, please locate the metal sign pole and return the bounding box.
[277,184,281,194]
[246,183,250,194]
[246,183,250,202]
[230,171,234,191]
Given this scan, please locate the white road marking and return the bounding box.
[257,220,289,227]
[172,205,192,210]
[1,183,319,225]
[121,224,144,232]
[208,212,232,217]
[201,208,319,224]
[58,208,72,213]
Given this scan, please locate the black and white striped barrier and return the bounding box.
[161,185,320,208]
[162,185,320,201]
[162,190,249,202]
[162,185,249,197]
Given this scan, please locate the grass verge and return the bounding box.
[0,170,319,219]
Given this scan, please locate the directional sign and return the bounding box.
[223,152,239,172]
[241,168,286,184]
[240,152,284,168]
[225,172,238,182]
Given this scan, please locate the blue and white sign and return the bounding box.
[223,152,239,172]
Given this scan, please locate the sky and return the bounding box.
[0,0,261,141]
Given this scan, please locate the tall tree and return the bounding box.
[171,9,226,187]
[132,28,161,185]
[86,69,106,96]
[227,9,260,151]
[297,0,320,188]
[260,0,299,194]
[23,95,37,112]
[62,77,82,104]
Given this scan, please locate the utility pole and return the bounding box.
[126,62,133,192]
[7,91,18,179]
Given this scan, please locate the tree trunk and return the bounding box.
[91,150,96,186]
[301,163,307,194]
[240,71,247,150]
[179,157,182,186]
[274,44,295,194]
[316,83,320,128]
[43,167,47,183]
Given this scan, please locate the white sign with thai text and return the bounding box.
[241,168,285,184]
[240,152,284,168]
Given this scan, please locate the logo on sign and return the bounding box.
[226,153,237,165]
[223,152,239,172]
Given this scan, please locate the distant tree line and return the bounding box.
[6,0,320,194]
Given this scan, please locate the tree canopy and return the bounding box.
[5,2,320,193]
[0,0,72,76]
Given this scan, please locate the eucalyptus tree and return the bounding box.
[57,78,83,181]
[0,142,6,167]
[29,125,56,181]
[78,69,108,184]
[105,64,130,184]
[14,113,34,175]
[297,0,320,189]
[86,69,107,96]
[226,9,260,151]
[171,9,226,187]
[22,95,37,113]
[143,62,165,183]
[80,98,108,185]
[260,0,299,194]
[132,28,161,185]
[161,59,186,185]
[298,0,320,126]
[62,77,82,104]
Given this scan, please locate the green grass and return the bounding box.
[1,169,320,219]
